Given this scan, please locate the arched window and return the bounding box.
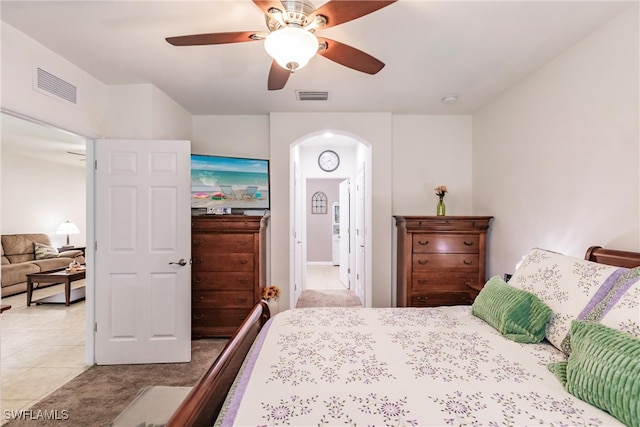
[311,191,327,214]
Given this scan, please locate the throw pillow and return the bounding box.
[34,242,59,259]
[472,275,553,343]
[552,321,640,427]
[508,248,624,352]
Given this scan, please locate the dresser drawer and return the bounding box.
[192,272,254,291]
[192,290,254,308]
[412,254,479,272]
[412,234,479,254]
[192,253,255,272]
[192,233,254,253]
[192,308,252,338]
[411,272,477,291]
[411,292,474,307]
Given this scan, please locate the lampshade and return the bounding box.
[56,220,80,246]
[264,26,318,71]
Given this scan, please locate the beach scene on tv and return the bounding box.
[191,155,270,210]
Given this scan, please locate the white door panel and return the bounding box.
[339,179,350,288]
[95,139,191,365]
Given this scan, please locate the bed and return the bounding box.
[167,246,640,427]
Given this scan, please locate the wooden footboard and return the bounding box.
[166,301,270,427]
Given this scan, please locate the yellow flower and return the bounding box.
[262,285,280,300]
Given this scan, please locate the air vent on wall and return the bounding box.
[34,67,78,105]
[296,91,329,101]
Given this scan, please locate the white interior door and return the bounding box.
[95,139,191,365]
[293,163,303,306]
[355,166,366,305]
[339,179,350,288]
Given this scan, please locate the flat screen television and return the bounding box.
[191,154,270,212]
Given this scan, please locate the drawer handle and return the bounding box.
[238,241,248,246]
[238,315,246,320]
[237,279,248,284]
[418,279,428,285]
[418,240,429,245]
[193,258,204,264]
[192,296,204,302]
[193,240,203,246]
[463,260,473,265]
[416,296,428,301]
[463,241,473,246]
[193,314,204,320]
[192,278,202,284]
[418,260,428,265]
[237,297,248,302]
[238,259,249,265]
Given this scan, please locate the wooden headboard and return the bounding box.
[585,246,640,268]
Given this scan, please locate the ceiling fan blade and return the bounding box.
[166,31,260,46]
[311,0,396,29]
[268,60,291,90]
[317,38,385,74]
[252,0,284,15]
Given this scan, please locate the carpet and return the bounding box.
[295,289,362,308]
[4,339,226,427]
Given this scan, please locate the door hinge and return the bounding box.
[94,159,97,170]
[94,241,98,251]
[94,322,97,332]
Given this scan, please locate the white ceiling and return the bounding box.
[0,0,632,116]
[1,113,87,167]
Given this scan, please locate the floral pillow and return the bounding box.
[578,267,640,339]
[509,248,624,353]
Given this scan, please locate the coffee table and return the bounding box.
[26,267,86,306]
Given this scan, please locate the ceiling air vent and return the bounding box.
[296,91,329,101]
[34,67,78,105]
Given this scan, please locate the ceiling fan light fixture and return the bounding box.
[264,26,318,72]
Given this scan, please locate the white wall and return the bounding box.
[473,4,640,277]
[271,113,393,309]
[106,84,192,140]
[392,115,473,216]
[192,115,270,159]
[306,179,341,263]
[1,23,107,138]
[1,152,86,247]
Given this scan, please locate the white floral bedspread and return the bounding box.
[216,307,623,427]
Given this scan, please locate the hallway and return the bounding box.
[297,265,361,308]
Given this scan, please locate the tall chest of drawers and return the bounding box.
[191,214,269,338]
[395,216,492,307]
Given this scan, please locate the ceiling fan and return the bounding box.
[165,0,396,90]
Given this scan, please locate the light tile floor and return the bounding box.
[0,266,345,424]
[306,264,348,290]
[0,281,88,424]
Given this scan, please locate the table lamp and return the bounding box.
[56,220,80,249]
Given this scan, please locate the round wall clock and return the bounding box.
[318,150,340,172]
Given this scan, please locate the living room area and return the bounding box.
[1,112,88,421]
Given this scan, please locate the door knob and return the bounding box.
[169,258,187,266]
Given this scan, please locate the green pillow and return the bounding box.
[557,321,640,427]
[472,275,553,343]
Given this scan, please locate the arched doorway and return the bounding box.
[290,131,372,308]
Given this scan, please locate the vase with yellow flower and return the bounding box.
[435,185,448,216]
[262,285,281,316]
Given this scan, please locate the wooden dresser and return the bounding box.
[191,214,269,338]
[395,216,492,307]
